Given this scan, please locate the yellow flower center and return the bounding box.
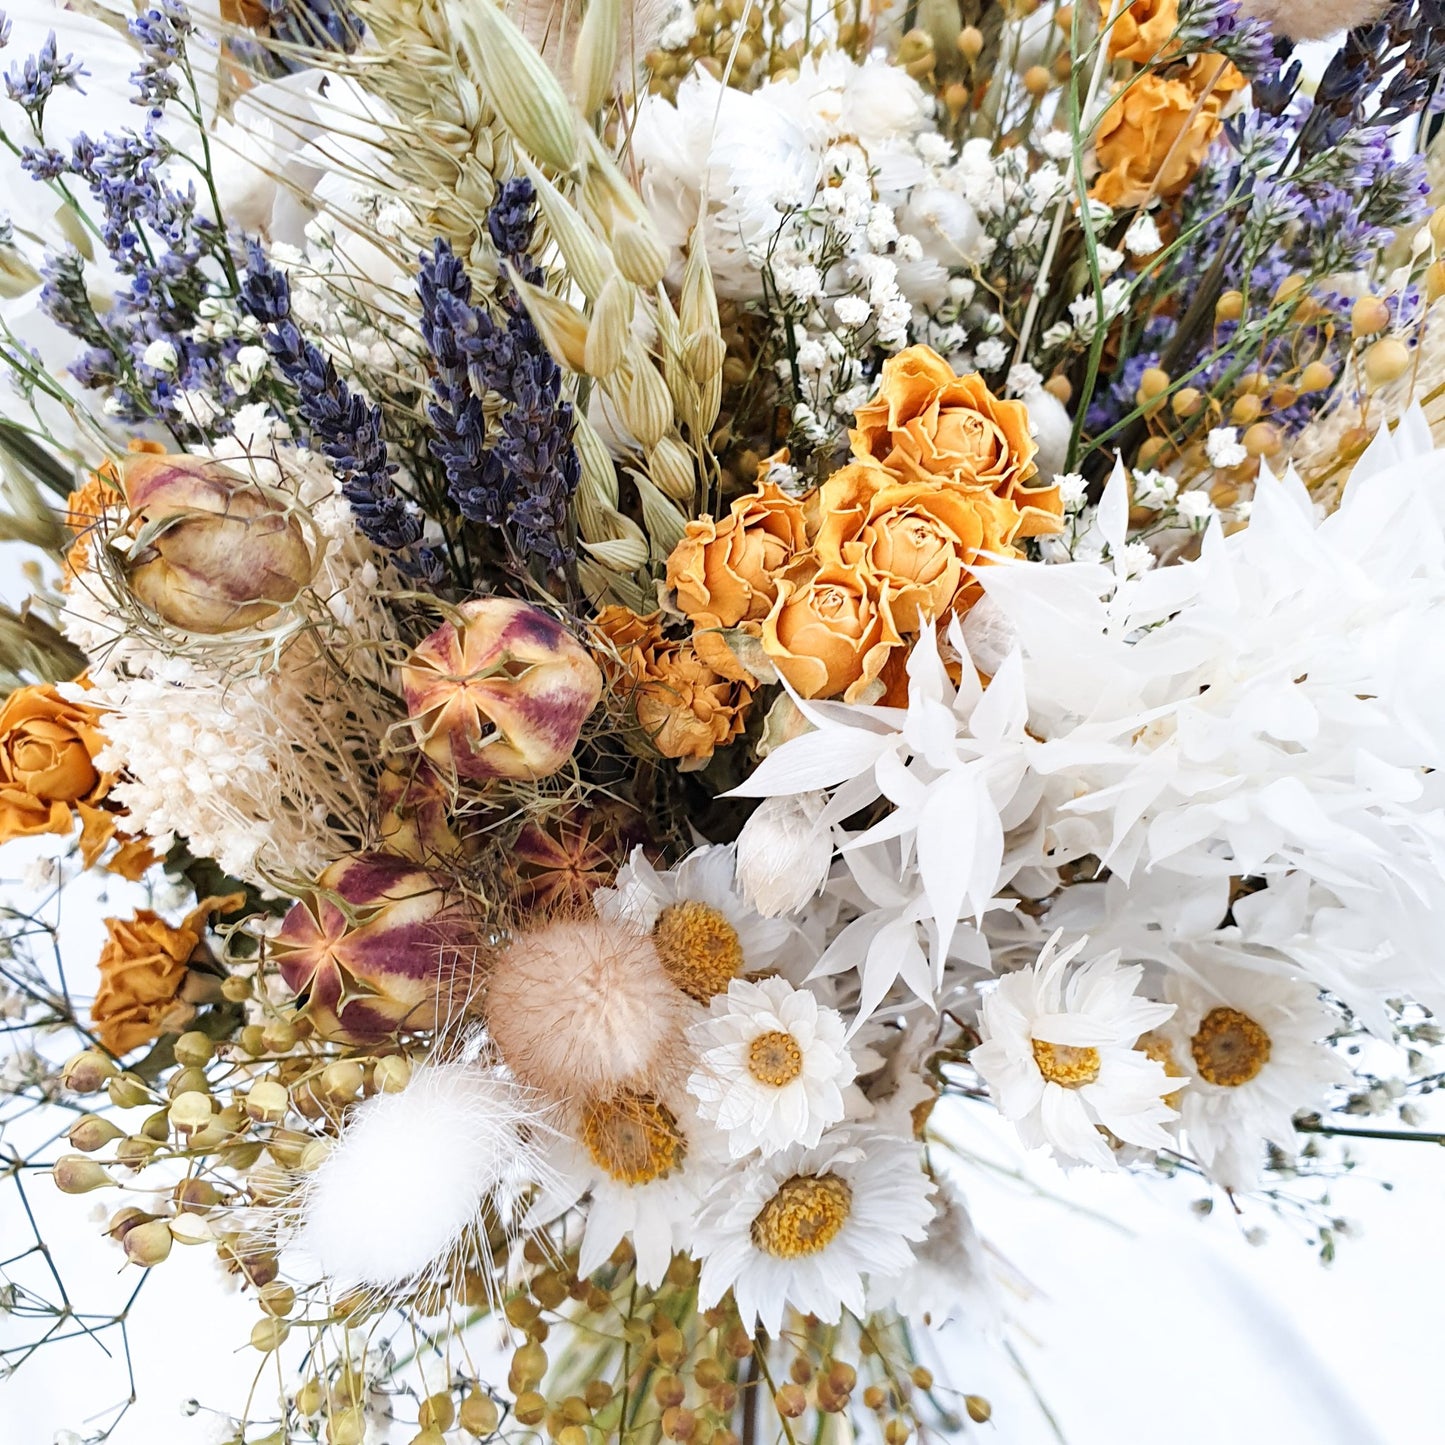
[747,1030,804,1087]
[1190,1006,1271,1087]
[653,900,744,1002]
[581,1092,686,1185]
[750,1173,853,1259]
[1031,1038,1102,1088]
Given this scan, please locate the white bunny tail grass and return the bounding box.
[289,1059,552,1296]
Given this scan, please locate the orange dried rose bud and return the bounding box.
[665,479,808,631]
[89,896,237,1056]
[1091,57,1244,209]
[402,598,603,782]
[850,345,1061,537]
[0,683,110,848]
[120,453,314,634]
[761,564,904,702]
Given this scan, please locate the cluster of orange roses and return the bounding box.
[597,346,1062,765]
[1092,0,1246,209]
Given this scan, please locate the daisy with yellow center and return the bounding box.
[971,931,1181,1169]
[596,843,794,1002]
[687,976,856,1157]
[527,1094,724,1288]
[1163,966,1349,1191]
[695,1127,935,1336]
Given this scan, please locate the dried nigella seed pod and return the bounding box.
[272,854,476,1043]
[402,598,603,782]
[120,453,314,634]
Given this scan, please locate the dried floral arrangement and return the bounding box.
[3,0,1445,1439]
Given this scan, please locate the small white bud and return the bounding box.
[735,794,834,918]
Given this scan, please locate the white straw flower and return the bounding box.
[1160,966,1349,1190]
[971,933,1180,1168]
[597,845,792,1002]
[734,793,834,919]
[687,977,856,1157]
[695,1127,934,1336]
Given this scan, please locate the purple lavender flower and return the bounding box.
[239,240,422,551]
[416,179,579,571]
[1176,0,1277,80]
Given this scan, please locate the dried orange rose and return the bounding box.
[1091,57,1244,209]
[0,684,110,845]
[813,462,1026,632]
[1109,0,1181,62]
[850,346,1061,536]
[594,606,753,766]
[760,563,905,702]
[90,895,240,1055]
[666,480,809,631]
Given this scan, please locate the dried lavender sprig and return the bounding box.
[239,239,422,550]
[416,178,578,571]
[1175,0,1276,80]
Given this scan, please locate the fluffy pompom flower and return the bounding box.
[687,977,856,1157]
[734,793,834,919]
[971,932,1181,1169]
[695,1127,934,1336]
[272,854,476,1044]
[291,1060,547,1291]
[1158,965,1350,1191]
[483,913,694,1102]
[1236,0,1389,39]
[402,598,603,782]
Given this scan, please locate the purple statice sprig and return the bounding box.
[416,178,579,571]
[239,239,422,551]
[4,29,86,131]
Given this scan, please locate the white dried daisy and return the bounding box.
[971,932,1180,1169]
[597,845,793,1002]
[1159,965,1350,1191]
[687,977,856,1158]
[527,1093,725,1286]
[694,1127,934,1336]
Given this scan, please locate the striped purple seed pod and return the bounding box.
[121,452,314,634]
[272,853,477,1043]
[401,597,603,782]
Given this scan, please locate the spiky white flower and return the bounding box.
[971,933,1180,1169]
[695,1127,934,1335]
[687,977,856,1157]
